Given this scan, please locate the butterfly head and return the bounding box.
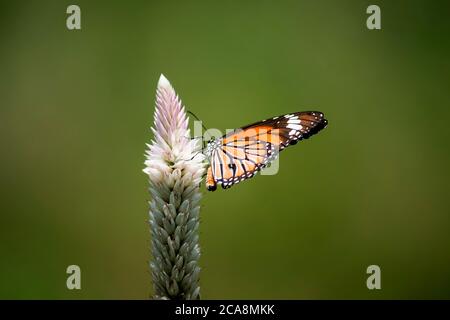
[204,137,220,161]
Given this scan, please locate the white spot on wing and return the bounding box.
[287,124,302,130]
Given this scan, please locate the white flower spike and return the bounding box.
[144,74,205,299]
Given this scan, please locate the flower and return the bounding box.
[144,74,205,299]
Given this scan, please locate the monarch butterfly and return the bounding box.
[204,111,328,191]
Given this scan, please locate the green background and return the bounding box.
[1,0,449,299]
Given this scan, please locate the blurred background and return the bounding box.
[0,0,449,299]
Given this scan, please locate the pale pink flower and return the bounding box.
[144,74,204,299]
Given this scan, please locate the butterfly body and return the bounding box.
[204,111,327,191]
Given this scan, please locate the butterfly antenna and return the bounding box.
[189,151,203,161]
[187,110,208,150]
[187,110,209,133]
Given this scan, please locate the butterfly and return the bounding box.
[203,111,328,191]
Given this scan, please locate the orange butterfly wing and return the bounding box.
[206,111,327,191]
